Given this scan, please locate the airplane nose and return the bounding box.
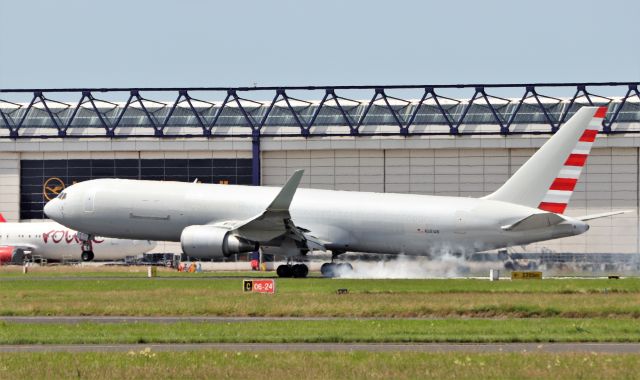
[44,200,62,221]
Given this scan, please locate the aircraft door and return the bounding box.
[84,189,96,213]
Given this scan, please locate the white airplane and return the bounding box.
[0,213,156,264]
[44,106,628,277]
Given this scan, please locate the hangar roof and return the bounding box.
[1,83,639,137]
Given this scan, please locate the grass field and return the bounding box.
[1,318,640,344]
[0,273,639,318]
[0,266,276,278]
[2,268,640,378]
[0,351,639,380]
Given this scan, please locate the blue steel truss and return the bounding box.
[1,82,640,139]
[3,82,640,186]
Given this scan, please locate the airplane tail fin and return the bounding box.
[484,106,606,214]
[0,213,6,223]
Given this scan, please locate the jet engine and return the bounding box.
[180,225,256,259]
[0,247,26,264]
[0,246,14,263]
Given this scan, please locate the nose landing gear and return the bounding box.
[81,250,94,261]
[79,234,94,262]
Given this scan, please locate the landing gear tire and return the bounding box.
[339,263,353,272]
[321,263,335,278]
[320,263,336,277]
[292,264,309,278]
[277,264,309,278]
[276,264,293,278]
[81,251,94,262]
[321,262,353,278]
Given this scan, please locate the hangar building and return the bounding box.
[1,83,639,255]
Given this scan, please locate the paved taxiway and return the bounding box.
[0,343,639,353]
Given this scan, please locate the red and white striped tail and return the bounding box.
[538,106,606,214]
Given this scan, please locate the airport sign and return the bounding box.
[243,279,276,294]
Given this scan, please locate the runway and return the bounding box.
[0,343,639,353]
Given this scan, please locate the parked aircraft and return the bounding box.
[0,213,156,263]
[44,107,627,277]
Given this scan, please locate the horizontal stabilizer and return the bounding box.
[502,213,565,232]
[576,210,632,221]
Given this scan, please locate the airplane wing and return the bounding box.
[225,170,327,251]
[575,210,632,221]
[501,213,565,232]
[232,169,303,242]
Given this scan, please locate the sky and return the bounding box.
[0,0,638,93]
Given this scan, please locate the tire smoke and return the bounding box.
[336,254,472,279]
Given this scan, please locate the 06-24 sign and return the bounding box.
[243,279,276,294]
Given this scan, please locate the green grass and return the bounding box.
[1,319,640,344]
[3,272,640,293]
[1,271,639,379]
[0,267,276,278]
[0,351,639,380]
[1,276,639,317]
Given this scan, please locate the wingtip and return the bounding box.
[594,106,608,119]
[289,169,305,183]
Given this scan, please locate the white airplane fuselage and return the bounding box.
[42,107,616,264]
[0,221,156,261]
[44,179,588,257]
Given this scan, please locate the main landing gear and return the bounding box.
[320,262,353,278]
[276,263,309,278]
[319,250,353,278]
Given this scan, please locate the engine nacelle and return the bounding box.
[0,247,14,263]
[180,225,255,259]
[0,247,25,264]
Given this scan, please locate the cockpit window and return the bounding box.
[58,192,67,200]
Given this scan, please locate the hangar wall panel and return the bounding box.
[2,135,638,255]
[262,147,639,254]
[0,153,20,222]
[14,150,250,254]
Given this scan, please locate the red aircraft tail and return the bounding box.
[0,213,6,223]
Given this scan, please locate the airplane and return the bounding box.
[44,106,628,278]
[0,213,157,264]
